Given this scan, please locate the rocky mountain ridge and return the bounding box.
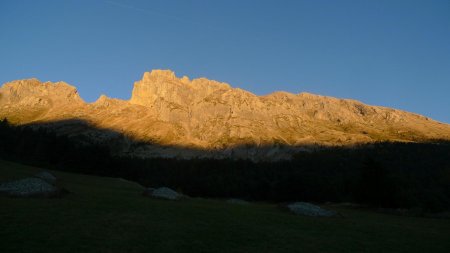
[1,69,449,160]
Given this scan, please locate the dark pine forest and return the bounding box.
[1,118,449,211]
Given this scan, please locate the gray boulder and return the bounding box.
[0,178,63,197]
[34,171,57,184]
[150,187,181,200]
[286,202,337,217]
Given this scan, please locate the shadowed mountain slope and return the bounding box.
[1,69,449,160]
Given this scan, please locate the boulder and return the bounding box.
[149,187,181,200]
[0,177,65,197]
[34,171,57,184]
[286,202,337,217]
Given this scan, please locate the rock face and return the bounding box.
[1,69,450,160]
[0,78,82,106]
[0,178,62,197]
[130,70,231,109]
[286,202,337,217]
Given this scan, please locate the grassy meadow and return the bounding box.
[1,159,450,253]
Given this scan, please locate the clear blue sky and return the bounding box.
[1,0,449,123]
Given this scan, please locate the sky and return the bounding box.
[1,0,449,123]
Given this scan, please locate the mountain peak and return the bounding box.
[0,78,83,106]
[143,69,177,81]
[130,69,231,107]
[94,94,109,103]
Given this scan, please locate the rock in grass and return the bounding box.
[34,171,57,185]
[0,177,64,197]
[286,202,337,217]
[149,187,181,200]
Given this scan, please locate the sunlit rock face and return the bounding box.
[0,78,85,123]
[130,69,231,107]
[1,69,449,160]
[0,78,83,106]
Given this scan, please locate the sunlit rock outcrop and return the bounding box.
[0,78,83,105]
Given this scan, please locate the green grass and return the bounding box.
[1,159,450,253]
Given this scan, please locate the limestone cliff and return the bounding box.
[1,70,449,160]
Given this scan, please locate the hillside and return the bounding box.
[1,70,449,160]
[1,159,450,253]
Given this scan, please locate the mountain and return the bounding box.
[1,69,449,160]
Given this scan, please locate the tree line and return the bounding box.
[1,118,449,211]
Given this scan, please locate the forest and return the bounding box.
[1,118,449,211]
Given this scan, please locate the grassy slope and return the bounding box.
[0,159,449,253]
